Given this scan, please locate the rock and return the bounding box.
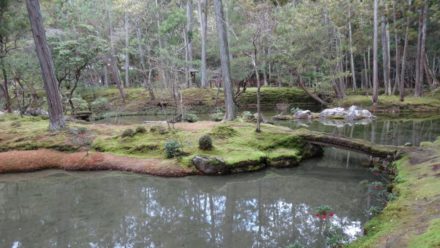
[320,107,346,119]
[192,156,229,175]
[320,106,374,121]
[25,108,49,117]
[404,142,412,147]
[0,111,4,115]
[294,110,312,119]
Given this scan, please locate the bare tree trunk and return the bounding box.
[392,0,400,95]
[26,0,65,130]
[186,0,194,87]
[251,40,261,132]
[348,6,356,90]
[124,10,130,88]
[400,7,410,102]
[214,0,235,120]
[414,1,426,97]
[381,3,391,95]
[136,25,155,100]
[1,58,11,113]
[155,0,168,89]
[372,0,379,104]
[198,0,208,88]
[106,0,125,103]
[424,55,440,88]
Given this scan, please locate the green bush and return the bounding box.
[135,126,147,134]
[164,140,182,158]
[90,97,110,113]
[68,97,89,112]
[121,128,135,138]
[184,113,199,123]
[199,134,213,150]
[209,112,224,122]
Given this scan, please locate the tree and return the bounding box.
[214,0,235,120]
[198,0,208,88]
[26,0,65,130]
[372,0,379,105]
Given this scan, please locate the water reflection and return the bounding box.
[0,153,380,248]
[275,117,440,146]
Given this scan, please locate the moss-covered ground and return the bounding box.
[348,138,440,248]
[0,114,309,172]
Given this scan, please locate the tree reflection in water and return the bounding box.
[0,150,384,248]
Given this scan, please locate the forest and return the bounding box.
[0,0,440,247]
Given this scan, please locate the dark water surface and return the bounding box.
[1,116,439,248]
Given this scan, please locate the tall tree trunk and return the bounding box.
[372,0,379,104]
[381,2,391,95]
[26,0,65,130]
[155,0,168,89]
[414,1,426,97]
[251,40,261,132]
[400,7,410,102]
[198,0,208,88]
[392,0,400,95]
[186,0,194,87]
[424,55,440,88]
[348,6,356,90]
[124,10,130,88]
[1,58,11,113]
[106,0,125,103]
[214,0,235,120]
[136,25,155,100]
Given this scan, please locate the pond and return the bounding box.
[1,116,439,247]
[0,153,382,248]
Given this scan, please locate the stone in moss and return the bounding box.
[199,134,213,150]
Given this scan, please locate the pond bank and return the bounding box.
[349,139,440,248]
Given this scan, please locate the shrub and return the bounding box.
[184,113,199,123]
[70,97,89,112]
[135,126,147,134]
[121,128,135,138]
[164,140,182,158]
[199,134,213,150]
[209,112,224,122]
[90,97,110,113]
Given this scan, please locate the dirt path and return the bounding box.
[0,150,197,177]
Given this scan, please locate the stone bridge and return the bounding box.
[295,129,403,159]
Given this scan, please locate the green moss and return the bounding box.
[348,140,440,247]
[409,219,440,248]
[210,125,238,138]
[238,87,313,107]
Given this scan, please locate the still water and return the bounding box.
[1,116,439,248]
